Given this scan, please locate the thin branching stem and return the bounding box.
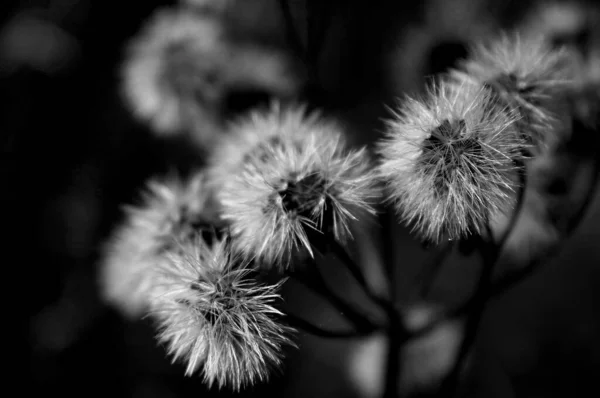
[325,238,396,313]
[439,159,528,397]
[382,308,406,398]
[286,260,380,334]
[488,118,600,297]
[277,0,306,59]
[377,212,408,398]
[285,312,375,338]
[412,131,599,337]
[305,0,334,69]
[414,239,455,299]
[378,208,398,303]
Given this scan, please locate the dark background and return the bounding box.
[7,0,599,396]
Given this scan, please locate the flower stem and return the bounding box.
[277,0,306,59]
[326,238,395,312]
[413,239,455,300]
[286,259,380,334]
[285,312,375,338]
[488,115,600,298]
[378,208,397,303]
[439,160,527,397]
[382,311,405,398]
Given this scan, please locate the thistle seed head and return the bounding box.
[208,104,378,269]
[377,80,526,243]
[150,236,293,390]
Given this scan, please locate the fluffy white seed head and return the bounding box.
[99,172,216,318]
[378,80,525,243]
[150,236,293,390]
[209,105,379,269]
[451,32,575,150]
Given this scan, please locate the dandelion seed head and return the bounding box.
[151,236,293,390]
[378,80,525,243]
[100,172,215,318]
[451,33,575,149]
[209,105,378,269]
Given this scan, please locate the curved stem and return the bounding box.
[489,134,600,297]
[277,0,306,59]
[374,211,409,398]
[413,137,600,337]
[439,160,528,397]
[326,239,395,312]
[305,0,334,72]
[381,120,598,396]
[285,312,375,338]
[382,308,405,398]
[414,239,455,300]
[378,209,397,303]
[286,260,380,334]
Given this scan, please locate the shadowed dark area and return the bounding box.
[426,40,469,76]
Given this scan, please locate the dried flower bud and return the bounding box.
[378,80,525,243]
[151,236,293,390]
[209,104,378,269]
[100,172,216,318]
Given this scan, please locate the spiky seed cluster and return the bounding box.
[151,236,292,390]
[209,105,378,269]
[451,33,574,150]
[100,172,215,318]
[378,81,525,243]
